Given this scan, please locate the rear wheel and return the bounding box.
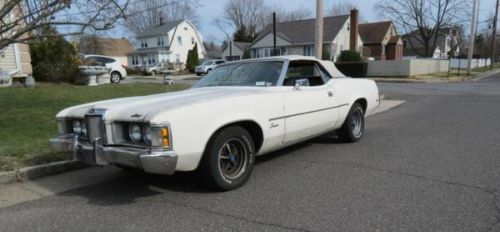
[200,126,255,191]
[110,72,121,83]
[336,102,365,143]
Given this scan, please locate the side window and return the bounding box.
[103,58,115,64]
[283,61,325,87]
[215,61,225,65]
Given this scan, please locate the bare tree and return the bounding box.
[124,0,199,33]
[376,0,469,57]
[215,0,313,40]
[0,0,129,51]
[215,0,268,39]
[272,6,312,22]
[326,1,357,16]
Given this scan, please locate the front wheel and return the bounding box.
[336,102,365,143]
[110,72,122,83]
[200,126,255,191]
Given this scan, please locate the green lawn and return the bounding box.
[0,83,190,171]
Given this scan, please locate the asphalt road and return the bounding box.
[1,75,500,231]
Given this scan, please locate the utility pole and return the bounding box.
[273,12,277,56]
[491,0,499,69]
[468,0,479,74]
[315,0,323,59]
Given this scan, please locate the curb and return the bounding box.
[470,69,500,82]
[0,160,88,185]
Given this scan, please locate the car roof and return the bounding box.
[220,55,346,77]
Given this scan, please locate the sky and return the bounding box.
[101,0,498,44]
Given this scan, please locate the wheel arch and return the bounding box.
[197,120,264,171]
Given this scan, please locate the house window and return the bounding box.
[141,40,148,48]
[132,55,140,65]
[158,37,165,47]
[177,36,182,46]
[175,54,180,63]
[191,37,195,45]
[303,45,314,56]
[148,55,156,65]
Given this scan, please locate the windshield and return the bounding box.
[194,61,284,87]
[201,60,213,65]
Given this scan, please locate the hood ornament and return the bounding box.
[131,113,142,118]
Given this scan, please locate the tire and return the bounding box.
[200,126,255,191]
[336,102,365,143]
[206,69,212,74]
[196,73,202,76]
[110,72,122,83]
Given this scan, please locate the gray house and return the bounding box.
[221,42,251,61]
[250,10,363,61]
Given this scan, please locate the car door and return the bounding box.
[282,60,338,144]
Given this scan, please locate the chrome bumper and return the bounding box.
[50,134,178,175]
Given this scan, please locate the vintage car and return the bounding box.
[50,55,379,190]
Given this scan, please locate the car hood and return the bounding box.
[57,87,268,122]
[196,65,209,69]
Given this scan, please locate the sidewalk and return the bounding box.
[368,68,500,84]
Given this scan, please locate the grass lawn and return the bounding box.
[0,83,190,171]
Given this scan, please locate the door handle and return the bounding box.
[327,91,334,97]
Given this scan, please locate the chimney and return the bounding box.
[350,9,359,51]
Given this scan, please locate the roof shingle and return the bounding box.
[359,21,393,45]
[253,15,350,46]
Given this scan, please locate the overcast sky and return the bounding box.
[103,0,498,44]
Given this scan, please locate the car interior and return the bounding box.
[283,61,331,87]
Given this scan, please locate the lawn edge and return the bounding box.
[0,160,88,185]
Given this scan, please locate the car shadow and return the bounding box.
[53,132,344,206]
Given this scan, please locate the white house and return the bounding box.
[250,10,363,61]
[127,20,205,69]
[221,42,251,61]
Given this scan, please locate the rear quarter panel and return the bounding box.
[330,78,379,128]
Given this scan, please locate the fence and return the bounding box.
[450,58,490,69]
[366,59,449,77]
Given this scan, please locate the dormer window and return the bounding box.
[157,37,165,47]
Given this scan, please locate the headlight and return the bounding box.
[143,126,152,145]
[128,124,142,143]
[73,120,82,135]
[81,122,87,137]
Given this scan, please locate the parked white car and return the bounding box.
[83,55,127,83]
[195,59,225,76]
[51,56,379,190]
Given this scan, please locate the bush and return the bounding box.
[337,50,362,62]
[29,27,80,83]
[186,44,199,73]
[335,62,368,77]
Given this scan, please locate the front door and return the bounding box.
[282,61,338,144]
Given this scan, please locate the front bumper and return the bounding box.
[50,134,177,175]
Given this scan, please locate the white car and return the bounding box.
[83,55,127,83]
[195,59,225,76]
[51,56,379,190]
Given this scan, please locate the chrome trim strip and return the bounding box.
[269,103,349,121]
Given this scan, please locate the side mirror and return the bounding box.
[294,79,309,90]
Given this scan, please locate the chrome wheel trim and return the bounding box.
[111,73,120,83]
[350,108,364,138]
[218,138,248,180]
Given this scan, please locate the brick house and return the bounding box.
[359,21,403,60]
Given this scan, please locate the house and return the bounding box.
[221,42,251,61]
[359,21,403,60]
[127,20,205,69]
[402,27,461,59]
[0,2,32,86]
[250,9,363,61]
[78,37,134,66]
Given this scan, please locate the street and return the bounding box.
[1,75,500,232]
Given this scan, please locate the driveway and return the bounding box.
[1,74,500,231]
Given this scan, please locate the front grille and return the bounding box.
[84,109,107,143]
[86,115,104,142]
